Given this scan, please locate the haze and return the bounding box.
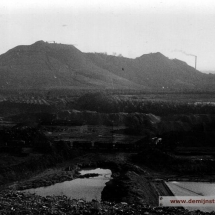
[0,0,215,72]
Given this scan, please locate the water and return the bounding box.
[166,181,215,212]
[23,168,112,201]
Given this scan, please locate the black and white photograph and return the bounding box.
[1,0,215,214]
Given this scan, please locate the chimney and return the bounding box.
[195,56,197,70]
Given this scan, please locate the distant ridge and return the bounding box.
[0,41,215,91]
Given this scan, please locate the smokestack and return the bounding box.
[195,56,197,70]
[172,50,197,70]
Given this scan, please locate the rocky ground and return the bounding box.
[0,190,211,215]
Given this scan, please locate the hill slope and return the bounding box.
[0,41,142,90]
[0,40,215,90]
[86,52,215,90]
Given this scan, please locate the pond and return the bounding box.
[23,168,112,201]
[166,181,215,212]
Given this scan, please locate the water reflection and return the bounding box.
[24,168,112,201]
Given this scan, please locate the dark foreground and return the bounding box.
[1,92,215,214]
[0,190,211,215]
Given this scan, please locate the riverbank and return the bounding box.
[0,148,84,190]
[5,153,171,205]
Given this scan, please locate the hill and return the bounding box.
[0,40,215,91]
[86,52,215,90]
[0,41,142,90]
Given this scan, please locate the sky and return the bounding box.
[0,0,215,72]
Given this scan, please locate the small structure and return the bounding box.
[152,137,162,145]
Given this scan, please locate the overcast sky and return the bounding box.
[0,0,215,72]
